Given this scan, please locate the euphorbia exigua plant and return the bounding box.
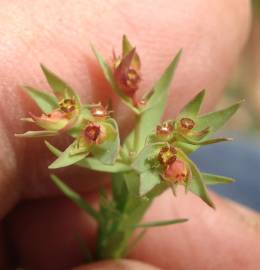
[16,35,241,260]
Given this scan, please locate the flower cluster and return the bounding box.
[17,35,240,260]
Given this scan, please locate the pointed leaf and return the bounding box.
[122,35,140,69]
[142,50,182,111]
[15,130,58,138]
[178,149,215,208]
[139,170,161,196]
[51,174,100,221]
[134,218,188,228]
[91,46,139,114]
[45,140,130,172]
[202,173,235,185]
[41,64,80,104]
[179,89,205,117]
[179,134,232,146]
[48,141,88,169]
[197,101,243,135]
[23,86,58,114]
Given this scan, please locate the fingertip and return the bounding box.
[71,259,161,270]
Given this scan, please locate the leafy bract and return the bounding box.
[23,86,58,114]
[178,149,215,208]
[45,140,130,172]
[49,141,88,169]
[123,51,181,153]
[133,218,188,228]
[179,89,205,118]
[51,174,100,221]
[202,173,235,185]
[41,64,80,104]
[132,142,164,173]
[91,46,139,114]
[15,130,58,138]
[139,170,161,196]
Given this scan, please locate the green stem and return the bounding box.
[133,114,141,153]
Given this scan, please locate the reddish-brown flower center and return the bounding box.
[84,123,101,143]
[158,146,177,166]
[156,123,174,137]
[180,118,195,131]
[59,98,76,113]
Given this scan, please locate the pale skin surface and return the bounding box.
[0,0,259,269]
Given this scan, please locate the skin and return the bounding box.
[0,0,259,269]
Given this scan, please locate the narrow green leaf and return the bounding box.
[23,86,58,114]
[179,89,205,117]
[142,50,182,111]
[197,101,243,135]
[132,142,165,173]
[48,141,88,169]
[202,173,235,185]
[178,149,215,208]
[126,229,146,256]
[123,51,181,153]
[15,130,58,138]
[91,46,139,114]
[112,173,129,210]
[45,140,130,172]
[179,134,232,146]
[51,174,100,221]
[139,171,161,196]
[134,218,188,228]
[41,64,80,104]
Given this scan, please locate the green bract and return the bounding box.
[16,35,240,262]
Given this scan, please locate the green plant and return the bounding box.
[16,35,240,260]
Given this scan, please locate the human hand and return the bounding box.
[1,1,259,269]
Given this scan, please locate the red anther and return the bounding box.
[180,118,195,130]
[84,122,102,144]
[156,122,174,137]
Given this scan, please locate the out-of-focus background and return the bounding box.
[192,0,260,211]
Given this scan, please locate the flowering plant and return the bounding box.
[16,36,240,261]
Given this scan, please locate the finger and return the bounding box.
[71,259,161,270]
[0,0,251,218]
[5,190,260,270]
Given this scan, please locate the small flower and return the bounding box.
[30,98,79,132]
[156,122,174,139]
[83,122,106,145]
[158,145,177,166]
[113,36,141,98]
[177,117,209,139]
[91,104,110,120]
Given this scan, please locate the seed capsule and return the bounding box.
[163,159,188,183]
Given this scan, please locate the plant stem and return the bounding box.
[133,114,141,154]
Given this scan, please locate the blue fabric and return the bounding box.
[191,137,260,211]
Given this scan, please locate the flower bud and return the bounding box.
[163,159,189,183]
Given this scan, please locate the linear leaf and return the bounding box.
[134,218,188,228]
[15,130,57,138]
[202,173,235,185]
[51,174,100,221]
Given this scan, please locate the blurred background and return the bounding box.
[192,0,260,211]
